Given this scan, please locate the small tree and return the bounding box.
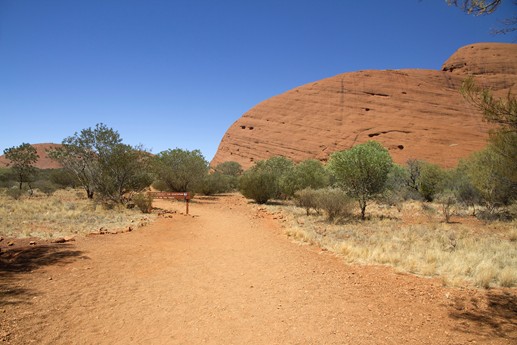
[3,143,39,190]
[95,144,153,203]
[154,148,208,192]
[49,124,153,203]
[327,141,393,220]
[48,123,121,199]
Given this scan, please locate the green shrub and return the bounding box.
[199,173,233,195]
[294,188,320,216]
[132,193,154,213]
[327,141,392,220]
[49,169,79,188]
[314,188,352,222]
[151,179,168,191]
[33,180,59,196]
[417,162,447,202]
[239,167,276,204]
[280,159,329,197]
[239,156,294,204]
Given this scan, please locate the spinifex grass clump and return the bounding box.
[0,189,155,239]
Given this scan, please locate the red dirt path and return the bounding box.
[1,194,515,344]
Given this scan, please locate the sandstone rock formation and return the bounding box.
[212,43,517,169]
[0,143,62,169]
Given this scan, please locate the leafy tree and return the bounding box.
[48,123,152,203]
[327,141,393,220]
[460,76,517,201]
[461,76,517,130]
[280,159,329,197]
[48,123,121,198]
[95,144,153,203]
[3,143,39,189]
[154,148,208,192]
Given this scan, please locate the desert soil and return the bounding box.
[1,194,515,344]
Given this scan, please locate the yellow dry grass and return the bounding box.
[0,189,155,239]
[264,200,517,289]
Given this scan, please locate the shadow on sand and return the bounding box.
[0,244,87,307]
[449,291,517,340]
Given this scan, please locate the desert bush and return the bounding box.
[132,193,154,213]
[154,148,209,193]
[214,161,243,176]
[463,146,516,214]
[280,159,329,197]
[239,156,294,204]
[199,173,233,195]
[151,179,168,191]
[416,162,447,202]
[436,190,457,223]
[0,168,16,188]
[6,187,24,200]
[314,188,352,222]
[239,165,277,204]
[32,180,59,196]
[327,141,392,220]
[49,168,79,188]
[294,188,320,216]
[213,161,243,191]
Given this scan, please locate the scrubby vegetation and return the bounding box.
[263,200,517,288]
[236,78,517,288]
[0,189,153,239]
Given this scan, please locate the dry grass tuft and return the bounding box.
[263,200,517,289]
[0,189,155,239]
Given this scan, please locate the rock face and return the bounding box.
[0,143,62,169]
[212,43,517,169]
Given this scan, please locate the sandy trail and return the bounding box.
[1,194,515,344]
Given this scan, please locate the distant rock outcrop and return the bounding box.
[212,43,517,169]
[0,143,62,169]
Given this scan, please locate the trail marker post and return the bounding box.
[148,192,191,214]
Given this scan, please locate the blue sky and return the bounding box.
[0,0,515,161]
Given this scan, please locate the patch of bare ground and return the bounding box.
[1,194,515,344]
